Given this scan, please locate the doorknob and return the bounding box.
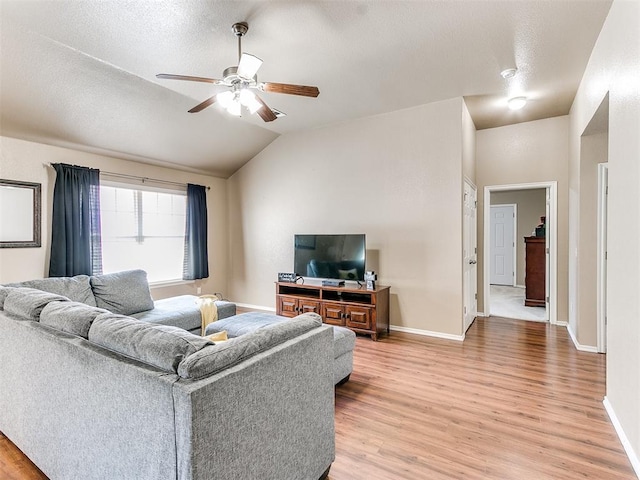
[469,260,477,265]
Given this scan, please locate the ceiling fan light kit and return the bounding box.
[156,22,319,122]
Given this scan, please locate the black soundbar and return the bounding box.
[321,279,345,287]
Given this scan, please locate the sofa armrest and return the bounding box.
[172,325,334,480]
[215,300,236,320]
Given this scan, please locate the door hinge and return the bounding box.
[606,185,608,195]
[546,248,550,254]
[474,247,477,254]
[475,200,478,208]
[546,296,550,303]
[464,306,467,314]
[474,293,477,300]
[605,251,608,260]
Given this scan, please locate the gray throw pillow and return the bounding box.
[89,313,212,373]
[40,301,109,338]
[90,270,154,315]
[3,288,69,321]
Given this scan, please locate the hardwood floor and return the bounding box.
[330,317,635,479]
[1,316,635,479]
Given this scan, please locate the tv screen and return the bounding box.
[294,234,366,282]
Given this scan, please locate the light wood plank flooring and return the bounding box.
[1,316,635,479]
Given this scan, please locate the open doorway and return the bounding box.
[483,182,558,324]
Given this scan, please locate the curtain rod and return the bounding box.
[48,164,210,190]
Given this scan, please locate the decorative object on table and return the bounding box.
[364,271,377,290]
[535,216,546,237]
[278,272,297,283]
[196,294,220,334]
[0,179,41,248]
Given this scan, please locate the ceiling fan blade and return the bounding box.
[237,53,263,79]
[261,82,319,98]
[253,94,278,122]
[188,95,218,113]
[157,73,221,84]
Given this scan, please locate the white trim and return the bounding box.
[476,311,486,318]
[149,279,194,288]
[603,397,640,478]
[484,182,557,324]
[390,325,465,342]
[236,303,276,312]
[566,323,599,353]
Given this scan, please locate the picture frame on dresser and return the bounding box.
[0,179,42,248]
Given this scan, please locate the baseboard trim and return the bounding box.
[235,303,276,313]
[566,323,599,353]
[389,325,464,342]
[603,396,640,478]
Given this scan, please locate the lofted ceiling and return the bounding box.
[0,1,612,177]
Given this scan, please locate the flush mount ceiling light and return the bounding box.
[508,96,527,110]
[500,68,518,79]
[156,22,319,121]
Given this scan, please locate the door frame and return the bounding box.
[463,178,478,333]
[483,181,558,324]
[597,163,608,353]
[489,203,517,287]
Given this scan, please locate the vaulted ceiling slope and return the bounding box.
[0,1,612,177]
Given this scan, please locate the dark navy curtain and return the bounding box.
[49,163,103,277]
[183,183,209,280]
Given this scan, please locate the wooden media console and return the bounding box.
[276,282,390,340]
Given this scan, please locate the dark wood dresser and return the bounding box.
[524,236,546,307]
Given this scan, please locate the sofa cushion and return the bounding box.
[8,275,97,307]
[132,295,200,331]
[333,326,356,358]
[0,286,16,310]
[3,288,69,320]
[204,311,288,337]
[90,270,154,315]
[40,301,109,338]
[89,313,212,373]
[177,313,323,379]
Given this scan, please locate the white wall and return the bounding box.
[0,136,228,300]
[228,98,469,337]
[569,0,640,473]
[476,116,570,319]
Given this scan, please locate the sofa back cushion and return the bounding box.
[177,313,323,380]
[0,286,16,310]
[6,275,97,306]
[40,301,109,338]
[90,270,154,315]
[89,313,212,373]
[3,288,69,320]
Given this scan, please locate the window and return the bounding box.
[100,183,186,283]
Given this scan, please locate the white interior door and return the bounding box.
[463,181,478,332]
[490,205,515,285]
[597,164,608,353]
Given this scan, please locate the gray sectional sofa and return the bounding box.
[0,274,335,480]
[5,269,237,334]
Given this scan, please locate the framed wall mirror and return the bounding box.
[0,179,41,248]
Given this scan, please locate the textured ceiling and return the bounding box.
[0,1,612,177]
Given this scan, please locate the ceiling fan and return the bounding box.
[156,22,319,122]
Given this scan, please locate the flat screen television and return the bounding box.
[294,234,366,282]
